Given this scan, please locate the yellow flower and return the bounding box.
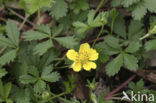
[66,43,99,72]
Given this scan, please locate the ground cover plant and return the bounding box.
[0,0,156,103]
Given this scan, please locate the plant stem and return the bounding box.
[95,0,105,13]
[111,19,115,35]
[55,55,66,66]
[139,33,150,41]
[8,8,35,26]
[38,8,41,26]
[46,92,67,102]
[104,74,136,100]
[55,65,69,69]
[19,14,29,30]
[92,25,104,47]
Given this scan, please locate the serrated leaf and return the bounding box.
[35,24,51,34]
[90,12,107,27]
[128,20,143,40]
[0,68,7,78]
[125,42,141,53]
[0,49,16,66]
[25,0,54,14]
[4,82,12,98]
[28,66,39,77]
[111,0,122,7]
[73,21,88,34]
[104,36,121,50]
[34,40,53,56]
[52,24,63,37]
[19,75,37,84]
[96,41,120,55]
[14,88,30,103]
[0,36,14,48]
[41,66,60,82]
[39,49,60,68]
[87,10,96,24]
[132,2,147,20]
[24,30,49,41]
[123,53,138,70]
[50,0,68,20]
[34,80,46,93]
[113,15,126,38]
[106,54,123,76]
[71,0,89,14]
[109,9,119,20]
[121,0,140,7]
[145,0,156,13]
[145,40,156,51]
[136,79,144,89]
[6,20,20,46]
[55,36,78,49]
[73,21,88,27]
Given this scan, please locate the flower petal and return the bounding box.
[66,49,78,61]
[83,61,97,71]
[89,48,99,61]
[72,61,82,72]
[79,43,90,53]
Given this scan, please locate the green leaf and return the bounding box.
[35,24,51,34]
[111,0,122,7]
[28,66,39,77]
[19,75,37,84]
[113,15,126,38]
[123,53,138,70]
[4,82,12,98]
[0,68,7,78]
[87,10,96,24]
[55,36,78,49]
[41,66,60,82]
[109,9,119,21]
[128,20,143,40]
[25,0,54,14]
[13,88,30,103]
[73,21,88,34]
[71,0,89,14]
[0,49,16,66]
[106,54,123,76]
[99,52,109,63]
[0,80,4,97]
[52,24,64,37]
[131,1,147,20]
[34,80,46,93]
[96,41,120,55]
[50,0,68,20]
[121,0,140,7]
[0,36,14,47]
[6,20,20,46]
[6,99,13,103]
[24,30,49,41]
[145,40,156,51]
[90,12,107,27]
[39,48,60,68]
[104,35,121,50]
[145,0,156,13]
[34,40,53,56]
[125,41,142,53]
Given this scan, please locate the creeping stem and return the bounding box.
[92,25,104,47]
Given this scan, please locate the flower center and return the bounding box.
[79,51,90,64]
